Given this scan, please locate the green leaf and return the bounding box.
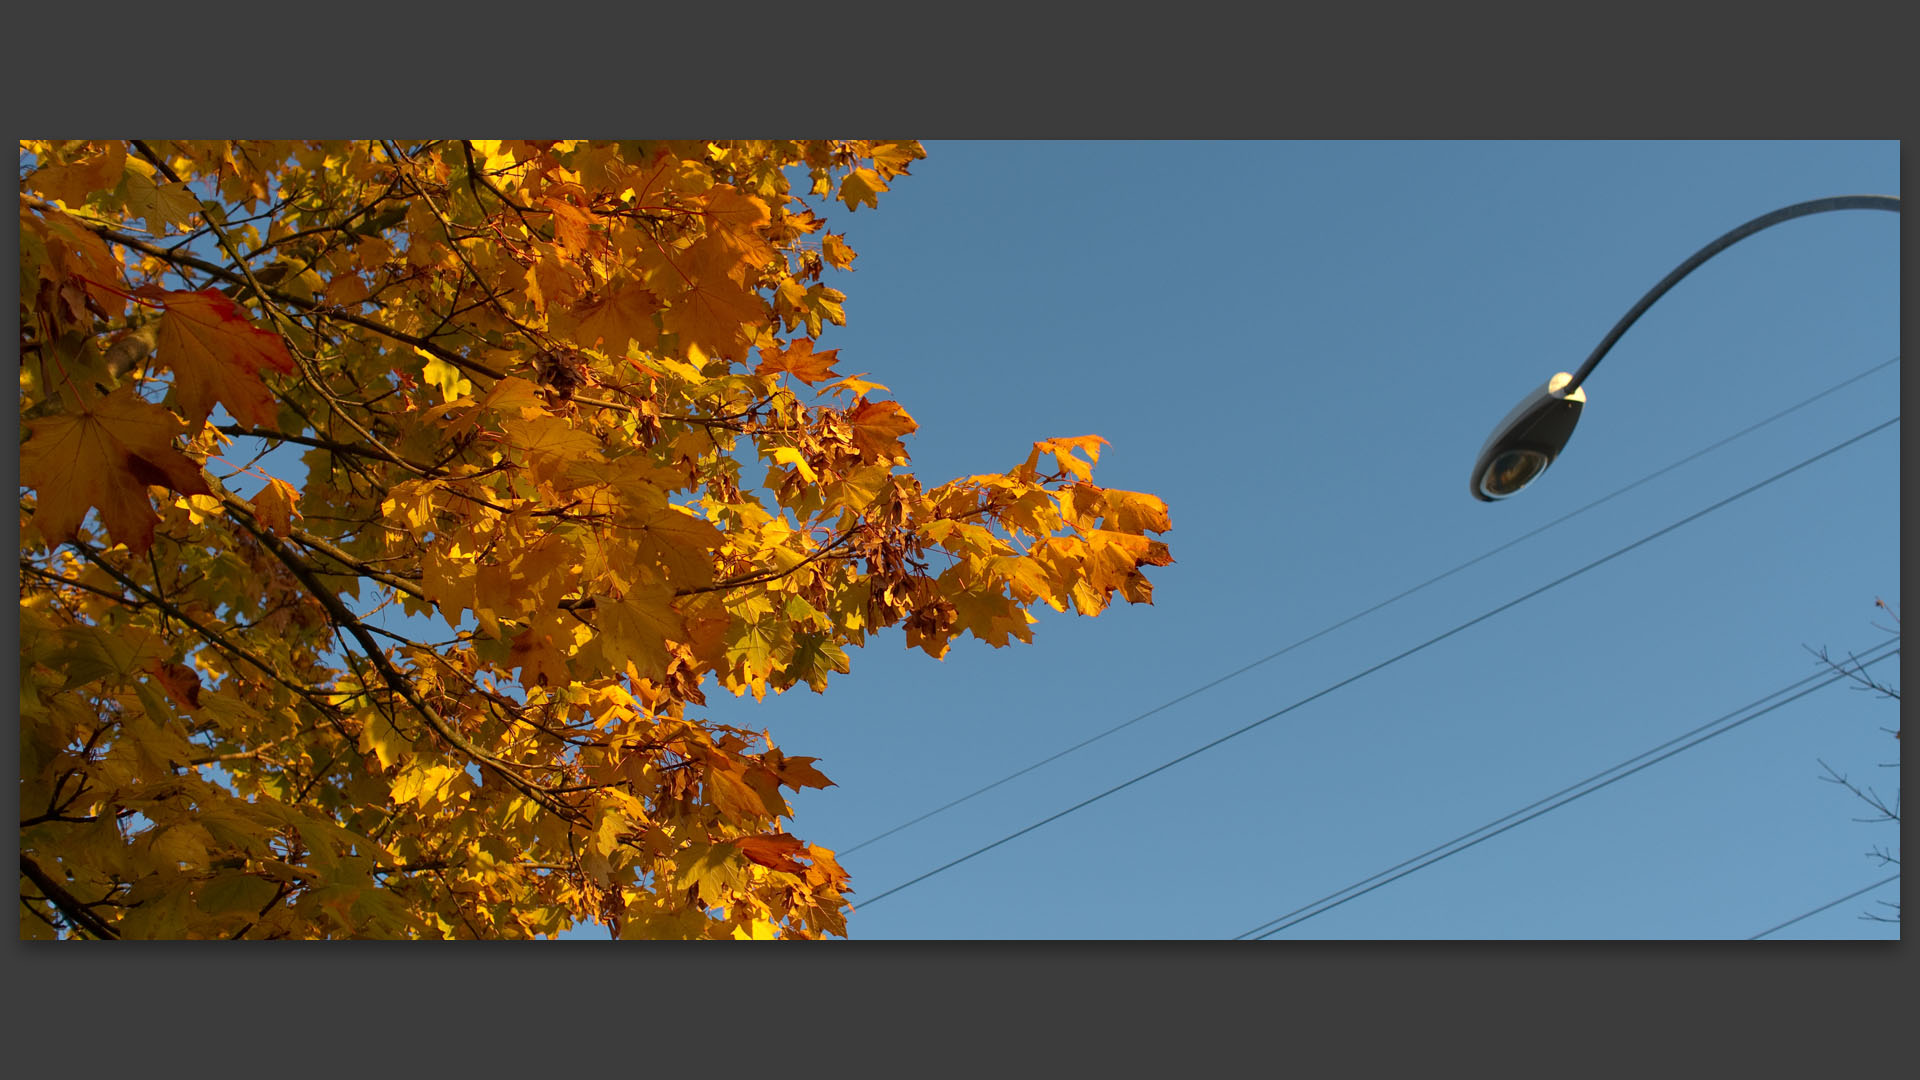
[195,871,282,916]
[781,633,849,693]
[675,842,749,904]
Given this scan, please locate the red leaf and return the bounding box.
[153,289,295,429]
[735,833,810,874]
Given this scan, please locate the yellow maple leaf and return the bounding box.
[1101,489,1173,534]
[596,587,685,685]
[476,375,549,419]
[418,351,473,403]
[730,919,781,940]
[357,711,412,772]
[21,385,210,554]
[993,555,1058,606]
[822,232,857,270]
[753,338,841,385]
[390,761,462,805]
[1024,435,1106,482]
[502,414,606,486]
[683,234,757,290]
[837,167,888,211]
[947,584,1032,648]
[28,142,127,206]
[626,150,714,206]
[798,283,846,337]
[527,250,584,314]
[867,142,923,178]
[573,283,661,353]
[120,159,203,235]
[622,498,723,587]
[676,842,749,904]
[769,447,817,483]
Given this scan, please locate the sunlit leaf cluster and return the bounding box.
[18,139,1172,939]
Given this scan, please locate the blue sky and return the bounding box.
[666,141,1900,940]
[128,140,1896,940]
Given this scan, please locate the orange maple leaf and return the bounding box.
[705,761,773,824]
[768,753,836,791]
[625,149,712,207]
[682,235,756,290]
[735,833,810,873]
[152,289,296,428]
[21,385,211,553]
[542,195,594,255]
[573,283,660,353]
[699,184,772,234]
[753,338,841,385]
[845,399,917,461]
[23,205,128,319]
[696,185,775,273]
[508,622,572,689]
[147,661,203,712]
[660,277,765,363]
[27,143,128,206]
[821,233,856,270]
[249,476,302,536]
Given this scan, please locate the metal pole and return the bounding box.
[1563,195,1899,393]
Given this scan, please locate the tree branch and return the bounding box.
[217,424,447,480]
[67,539,343,711]
[19,854,121,940]
[218,487,581,820]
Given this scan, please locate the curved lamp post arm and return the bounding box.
[1563,194,1899,394]
[1470,193,1899,501]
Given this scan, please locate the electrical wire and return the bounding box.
[1236,640,1899,939]
[854,416,1900,910]
[841,356,1901,856]
[1748,873,1901,940]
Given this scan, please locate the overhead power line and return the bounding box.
[855,416,1900,910]
[1236,640,1899,939]
[1748,873,1901,939]
[842,356,1901,856]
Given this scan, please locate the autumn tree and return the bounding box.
[18,140,1173,939]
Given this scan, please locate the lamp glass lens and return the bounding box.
[1480,448,1550,498]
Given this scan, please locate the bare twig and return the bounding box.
[1816,759,1900,824]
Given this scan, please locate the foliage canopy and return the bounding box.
[18,139,1172,939]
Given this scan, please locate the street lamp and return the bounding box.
[1469,194,1900,501]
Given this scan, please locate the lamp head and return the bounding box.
[1470,372,1586,501]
